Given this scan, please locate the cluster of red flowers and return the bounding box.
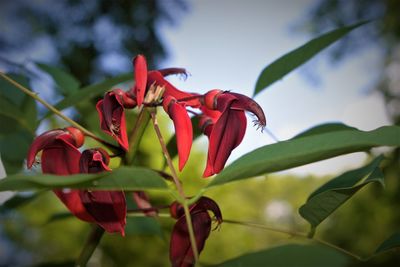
[27,55,265,266]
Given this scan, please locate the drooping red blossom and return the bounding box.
[163,95,193,171]
[169,197,222,267]
[132,191,157,217]
[96,89,135,151]
[27,127,95,222]
[79,148,127,235]
[201,90,266,177]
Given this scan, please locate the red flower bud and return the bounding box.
[132,54,148,107]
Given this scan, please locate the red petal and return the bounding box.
[26,129,66,169]
[158,68,188,79]
[133,55,148,107]
[163,96,193,171]
[54,190,95,222]
[96,93,129,151]
[170,211,211,267]
[41,134,81,175]
[133,191,157,217]
[80,190,127,235]
[191,197,223,224]
[207,94,247,175]
[148,71,201,108]
[79,149,111,173]
[229,92,266,128]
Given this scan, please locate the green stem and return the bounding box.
[150,111,199,263]
[124,108,151,164]
[0,72,117,149]
[222,219,364,261]
[75,225,105,267]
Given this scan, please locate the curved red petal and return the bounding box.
[41,134,81,175]
[148,71,201,108]
[54,190,95,222]
[170,211,211,267]
[158,68,188,79]
[133,55,148,107]
[97,93,129,151]
[229,92,266,127]
[166,100,193,171]
[26,129,66,169]
[80,190,127,235]
[191,197,223,223]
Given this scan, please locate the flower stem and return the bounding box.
[125,108,151,164]
[150,111,199,263]
[0,72,117,150]
[222,219,364,261]
[75,225,105,267]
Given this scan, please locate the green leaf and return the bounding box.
[36,63,80,95]
[254,21,369,96]
[208,125,400,187]
[214,244,348,267]
[0,166,169,192]
[51,73,131,112]
[45,212,74,224]
[375,233,400,254]
[125,216,163,237]
[293,123,357,139]
[298,156,385,228]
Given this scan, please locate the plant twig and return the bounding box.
[222,219,364,261]
[75,225,105,267]
[150,111,200,263]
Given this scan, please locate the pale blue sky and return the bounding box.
[159,0,391,176]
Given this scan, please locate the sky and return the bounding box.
[158,0,391,176]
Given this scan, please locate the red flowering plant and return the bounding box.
[1,21,400,266]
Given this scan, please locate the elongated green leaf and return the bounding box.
[254,21,368,96]
[45,212,74,224]
[299,156,385,228]
[208,125,400,187]
[293,123,357,139]
[44,73,131,117]
[375,233,400,254]
[0,166,169,191]
[36,63,80,95]
[214,244,348,267]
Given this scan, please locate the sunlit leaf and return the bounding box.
[208,125,400,187]
[375,233,400,254]
[254,21,368,96]
[0,166,169,191]
[293,123,357,139]
[45,212,74,224]
[36,63,80,95]
[298,156,385,228]
[214,244,348,267]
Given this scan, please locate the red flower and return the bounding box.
[79,148,127,235]
[27,127,94,222]
[27,128,126,235]
[96,89,135,151]
[201,90,266,177]
[163,95,193,171]
[169,197,222,267]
